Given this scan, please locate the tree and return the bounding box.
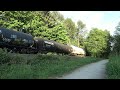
[48,24,70,44]
[85,28,111,58]
[0,11,34,33]
[51,11,64,23]
[77,20,86,47]
[112,22,120,54]
[63,18,76,44]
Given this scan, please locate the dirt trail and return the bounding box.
[58,60,108,79]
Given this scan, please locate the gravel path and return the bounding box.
[58,60,108,79]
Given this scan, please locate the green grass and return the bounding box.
[0,49,103,79]
[106,54,120,79]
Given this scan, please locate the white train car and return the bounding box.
[70,45,86,57]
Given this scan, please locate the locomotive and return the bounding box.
[0,28,85,56]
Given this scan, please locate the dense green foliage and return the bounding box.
[111,22,120,54]
[106,22,120,79]
[0,11,69,44]
[77,20,86,48]
[0,49,102,79]
[106,55,120,79]
[63,18,76,44]
[85,28,111,58]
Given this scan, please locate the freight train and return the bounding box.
[0,28,85,57]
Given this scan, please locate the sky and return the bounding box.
[59,11,120,36]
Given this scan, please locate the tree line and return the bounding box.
[111,22,120,55]
[0,11,113,58]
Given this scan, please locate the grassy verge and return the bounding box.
[0,49,103,79]
[106,54,120,79]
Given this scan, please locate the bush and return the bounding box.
[106,54,120,79]
[0,50,103,79]
[0,49,27,65]
[9,54,26,64]
[0,48,11,64]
